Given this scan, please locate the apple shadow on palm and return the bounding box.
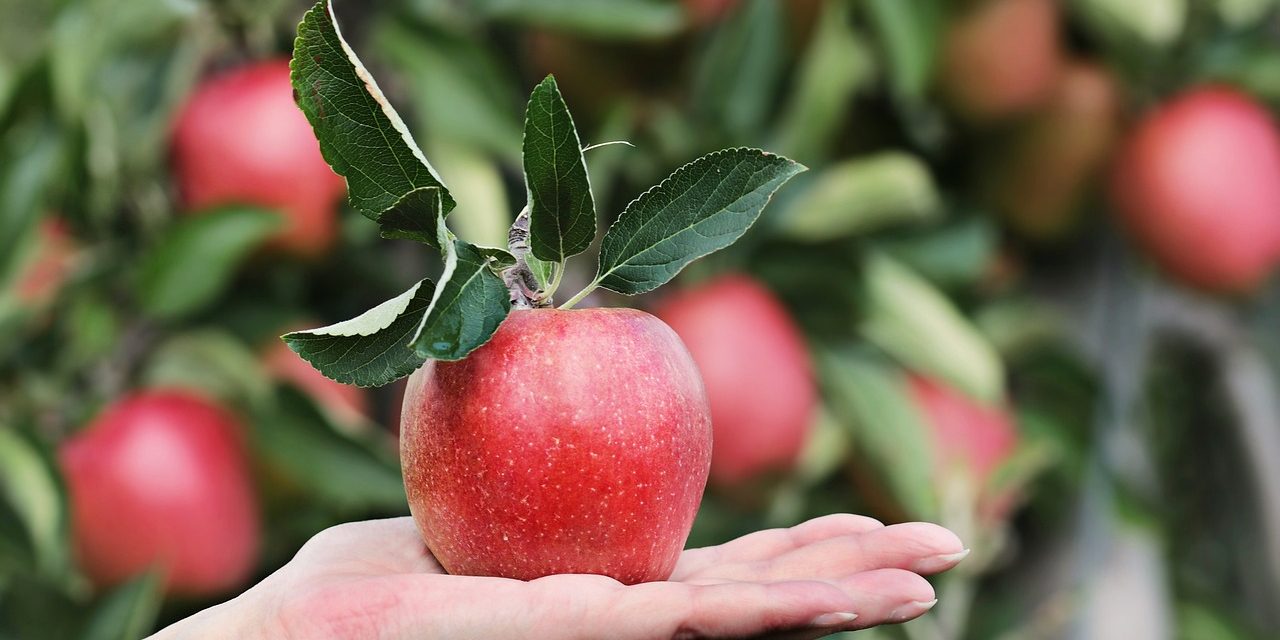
[216,514,966,640]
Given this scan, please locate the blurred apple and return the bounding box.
[939,0,1063,122]
[984,61,1121,240]
[400,308,710,583]
[8,218,77,306]
[59,390,260,595]
[907,375,1020,522]
[1110,86,1280,293]
[170,60,346,258]
[654,274,816,487]
[264,330,369,431]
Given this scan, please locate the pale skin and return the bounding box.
[150,514,968,640]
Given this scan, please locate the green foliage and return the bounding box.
[409,234,512,361]
[774,152,940,242]
[591,148,805,297]
[285,279,436,388]
[135,207,281,320]
[523,76,596,263]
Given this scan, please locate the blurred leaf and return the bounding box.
[427,142,512,249]
[410,233,512,360]
[0,575,84,640]
[141,330,271,406]
[474,0,685,39]
[819,349,938,520]
[254,389,405,512]
[1071,0,1187,48]
[590,148,805,296]
[0,427,69,580]
[1214,0,1278,27]
[135,207,280,319]
[773,1,873,163]
[878,216,996,289]
[80,572,162,640]
[523,75,595,262]
[1177,602,1257,640]
[292,1,455,241]
[284,279,435,388]
[1198,35,1280,104]
[774,153,940,242]
[372,17,522,161]
[863,0,943,100]
[859,253,1004,404]
[0,122,64,284]
[692,0,785,142]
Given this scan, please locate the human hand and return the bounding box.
[150,514,967,640]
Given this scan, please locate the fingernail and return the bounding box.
[888,599,938,622]
[808,612,858,627]
[911,548,970,573]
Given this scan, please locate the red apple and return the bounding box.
[264,331,369,429]
[171,60,346,257]
[939,0,1062,122]
[400,308,711,584]
[653,275,816,486]
[59,390,260,595]
[985,61,1121,240]
[906,375,1019,520]
[1110,86,1280,293]
[9,218,77,306]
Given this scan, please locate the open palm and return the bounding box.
[154,514,966,639]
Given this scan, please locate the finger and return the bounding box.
[696,522,967,583]
[673,513,884,581]
[304,573,863,640]
[293,517,444,576]
[829,569,940,630]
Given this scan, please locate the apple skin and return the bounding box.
[264,334,369,428]
[653,275,816,487]
[939,0,1062,122]
[985,61,1121,241]
[59,390,260,596]
[400,308,712,584]
[170,60,346,258]
[1110,86,1280,293]
[906,375,1019,521]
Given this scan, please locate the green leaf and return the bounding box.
[283,279,436,388]
[136,206,280,319]
[474,0,685,39]
[526,253,556,290]
[592,148,805,296]
[878,217,996,289]
[819,349,938,521]
[411,232,512,361]
[140,330,273,405]
[692,0,785,142]
[864,0,943,100]
[253,389,405,511]
[80,572,162,640]
[523,75,595,262]
[291,1,454,242]
[859,253,1004,404]
[775,152,940,242]
[0,427,69,580]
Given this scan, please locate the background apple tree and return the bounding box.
[2,0,1280,638]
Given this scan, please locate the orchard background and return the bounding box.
[3,0,1280,638]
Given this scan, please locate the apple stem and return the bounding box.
[502,206,545,309]
[559,281,597,309]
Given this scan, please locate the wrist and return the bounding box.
[147,587,274,639]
